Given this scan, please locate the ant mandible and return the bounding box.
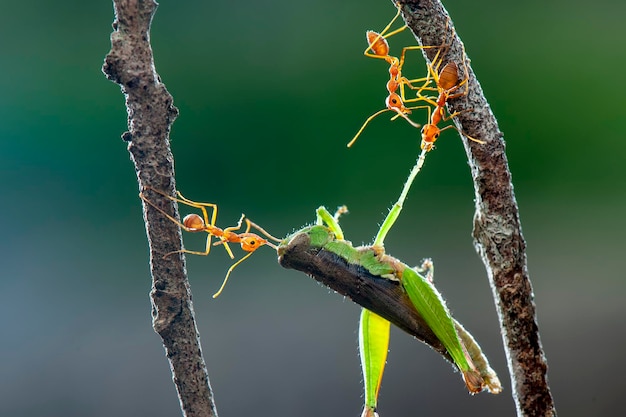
[140,187,280,298]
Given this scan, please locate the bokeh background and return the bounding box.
[1,0,624,416]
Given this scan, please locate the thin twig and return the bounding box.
[395,1,557,415]
[102,1,217,416]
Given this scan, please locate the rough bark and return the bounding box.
[396,1,556,415]
[102,1,217,416]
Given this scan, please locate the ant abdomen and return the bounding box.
[183,213,205,230]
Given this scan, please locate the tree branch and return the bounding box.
[102,1,217,416]
[396,1,556,415]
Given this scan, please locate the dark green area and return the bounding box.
[1,1,624,416]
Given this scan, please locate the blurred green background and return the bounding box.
[1,0,624,416]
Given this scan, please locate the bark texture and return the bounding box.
[102,1,217,416]
[396,1,556,415]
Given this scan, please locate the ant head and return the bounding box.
[238,233,268,253]
[420,124,440,151]
[366,31,389,56]
[386,93,407,113]
[182,213,205,230]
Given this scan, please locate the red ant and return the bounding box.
[140,187,280,298]
[347,6,437,148]
[416,44,486,152]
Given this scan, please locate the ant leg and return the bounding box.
[389,104,430,124]
[175,191,218,228]
[400,74,437,105]
[438,124,485,144]
[141,189,239,259]
[211,238,236,259]
[140,191,222,259]
[223,213,246,234]
[165,246,215,259]
[443,107,472,121]
[396,45,442,101]
[429,45,448,78]
[377,5,404,38]
[140,191,209,233]
[209,214,244,259]
[390,108,421,128]
[364,48,393,61]
[145,187,217,229]
[246,219,282,243]
[212,251,255,298]
[398,44,440,70]
[446,89,468,101]
[364,6,404,57]
[348,108,392,147]
[404,47,446,105]
[379,24,408,40]
[403,93,437,107]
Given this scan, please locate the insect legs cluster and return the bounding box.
[347,6,435,148]
[417,45,486,151]
[348,4,486,153]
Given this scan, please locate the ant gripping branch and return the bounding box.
[417,43,486,152]
[140,187,280,298]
